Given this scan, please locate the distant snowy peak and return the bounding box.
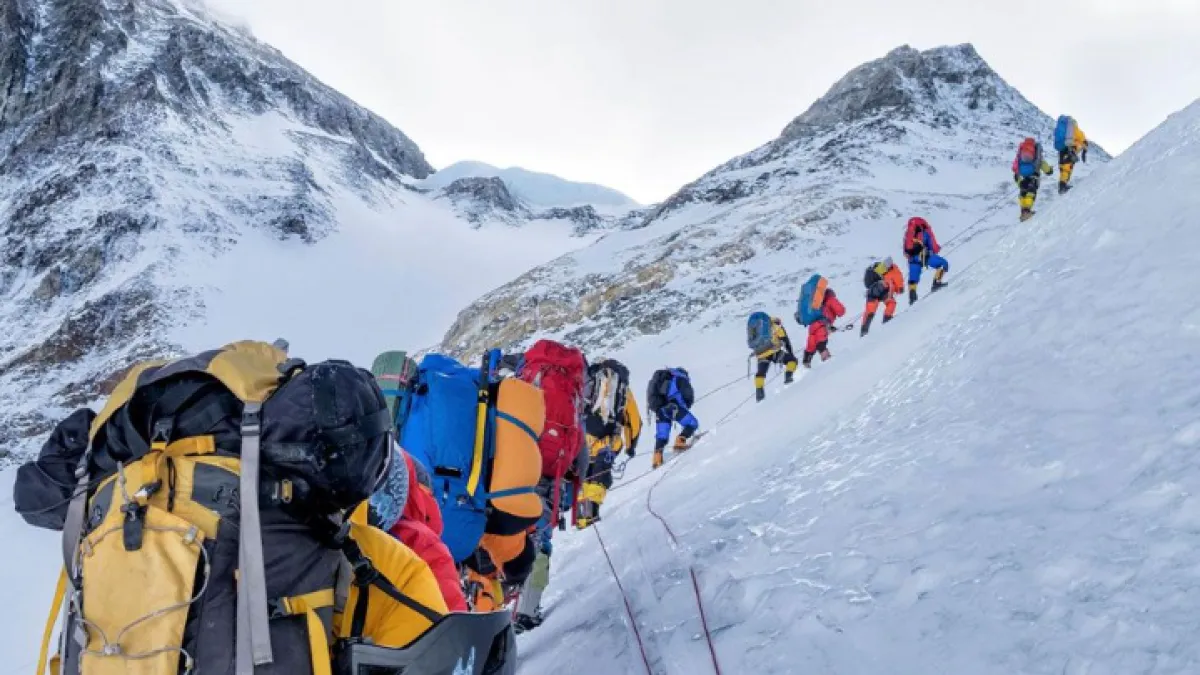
[423,163,642,234]
[646,43,1104,226]
[421,161,639,210]
[781,44,1024,139]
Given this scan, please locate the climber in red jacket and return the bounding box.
[370,449,469,612]
[803,289,846,367]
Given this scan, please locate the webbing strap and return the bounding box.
[278,590,335,675]
[483,486,537,500]
[60,455,91,583]
[236,403,273,673]
[495,410,540,444]
[37,568,67,675]
[467,389,490,497]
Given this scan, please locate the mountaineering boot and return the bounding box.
[674,435,692,452]
[802,352,813,369]
[819,349,832,362]
[1058,181,1071,195]
[755,387,765,402]
[1020,208,1034,222]
[860,313,874,337]
[882,314,893,325]
[652,450,664,469]
[931,280,948,293]
[908,285,918,305]
[784,370,794,384]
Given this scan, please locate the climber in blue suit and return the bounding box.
[646,367,699,469]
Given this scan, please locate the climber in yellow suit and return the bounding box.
[576,361,643,527]
[754,317,799,402]
[1058,121,1088,194]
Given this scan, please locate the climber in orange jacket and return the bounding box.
[860,257,904,337]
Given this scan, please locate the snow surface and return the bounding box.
[419,160,640,211]
[510,100,1200,673]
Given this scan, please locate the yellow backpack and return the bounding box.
[38,341,393,675]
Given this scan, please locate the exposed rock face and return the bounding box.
[0,0,435,458]
[437,177,528,222]
[439,44,1110,359]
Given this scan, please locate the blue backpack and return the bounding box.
[402,351,534,563]
[747,312,775,355]
[795,274,828,327]
[1054,115,1075,152]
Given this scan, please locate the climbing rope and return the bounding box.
[645,464,724,675]
[939,189,1016,249]
[593,524,654,675]
[600,370,783,671]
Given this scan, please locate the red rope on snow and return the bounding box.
[646,464,724,675]
[593,525,654,675]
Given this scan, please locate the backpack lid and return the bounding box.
[91,341,289,442]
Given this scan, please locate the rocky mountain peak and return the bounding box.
[780,43,1015,140]
[0,0,432,180]
[439,176,525,216]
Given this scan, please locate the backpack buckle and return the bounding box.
[120,502,147,552]
[151,418,174,446]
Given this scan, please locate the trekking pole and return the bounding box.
[746,354,752,379]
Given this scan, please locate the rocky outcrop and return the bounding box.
[437,177,527,223]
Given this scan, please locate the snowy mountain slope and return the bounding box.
[438,44,1109,359]
[0,0,591,459]
[420,160,640,211]
[515,99,1200,674]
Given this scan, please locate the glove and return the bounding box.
[829,324,839,333]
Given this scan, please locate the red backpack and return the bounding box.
[518,340,586,513]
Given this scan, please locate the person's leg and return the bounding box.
[929,254,949,289]
[1058,149,1075,192]
[653,409,672,467]
[907,258,922,304]
[812,322,831,361]
[754,358,771,400]
[803,322,820,366]
[883,295,897,322]
[862,298,879,336]
[782,352,798,383]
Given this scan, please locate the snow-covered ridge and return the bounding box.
[420,160,640,210]
[438,43,1104,359]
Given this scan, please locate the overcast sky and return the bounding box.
[206,0,1200,204]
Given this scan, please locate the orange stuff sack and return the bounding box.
[485,378,545,537]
